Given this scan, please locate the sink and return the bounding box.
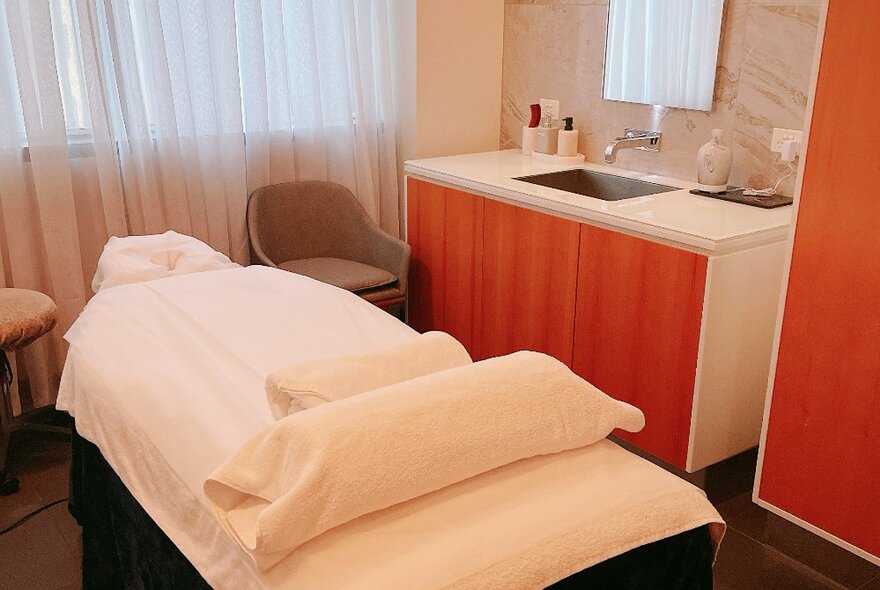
[514,169,678,201]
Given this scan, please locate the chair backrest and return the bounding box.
[247,181,376,266]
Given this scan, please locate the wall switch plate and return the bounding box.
[539,98,560,120]
[770,128,804,153]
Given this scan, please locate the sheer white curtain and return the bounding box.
[0,0,399,412]
[603,0,724,111]
[236,0,399,232]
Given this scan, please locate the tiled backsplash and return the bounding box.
[501,0,821,196]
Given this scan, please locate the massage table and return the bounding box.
[57,264,723,589]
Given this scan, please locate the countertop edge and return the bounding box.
[404,164,791,256]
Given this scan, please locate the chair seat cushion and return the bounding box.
[278,258,397,293]
[0,289,57,351]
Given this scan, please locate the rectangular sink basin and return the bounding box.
[514,169,678,201]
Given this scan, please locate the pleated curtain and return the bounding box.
[0,0,399,413]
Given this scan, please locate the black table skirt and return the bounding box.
[69,430,714,590]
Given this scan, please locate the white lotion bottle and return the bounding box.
[697,129,733,193]
[557,117,578,157]
[535,113,559,155]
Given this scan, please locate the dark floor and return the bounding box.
[0,436,878,590]
[701,450,880,590]
[0,437,81,590]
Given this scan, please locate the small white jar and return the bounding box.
[697,129,733,193]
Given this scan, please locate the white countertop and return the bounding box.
[404,150,793,255]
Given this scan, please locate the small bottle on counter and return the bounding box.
[535,113,559,155]
[521,103,541,155]
[557,117,578,157]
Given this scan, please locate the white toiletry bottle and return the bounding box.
[557,117,578,157]
[535,113,559,155]
[697,129,733,193]
[522,103,541,155]
[522,127,538,155]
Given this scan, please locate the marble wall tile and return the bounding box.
[501,0,821,195]
[732,5,820,195]
[746,0,820,5]
[505,0,608,5]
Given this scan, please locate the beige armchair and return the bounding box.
[247,181,409,313]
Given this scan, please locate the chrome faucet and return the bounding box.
[604,128,662,164]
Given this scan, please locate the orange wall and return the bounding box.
[758,1,880,558]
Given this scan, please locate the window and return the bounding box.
[51,0,90,132]
[1,0,370,146]
[0,0,92,142]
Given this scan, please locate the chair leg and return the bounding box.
[0,351,20,495]
[386,301,406,322]
[372,297,407,322]
[0,352,70,496]
[398,300,408,323]
[0,453,19,496]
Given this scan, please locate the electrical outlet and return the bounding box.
[539,98,560,120]
[770,128,803,153]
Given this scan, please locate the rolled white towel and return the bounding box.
[265,331,472,419]
[205,350,645,571]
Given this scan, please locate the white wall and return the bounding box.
[415,0,504,159]
[390,0,504,163]
[388,0,504,233]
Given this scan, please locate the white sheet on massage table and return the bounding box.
[57,266,720,590]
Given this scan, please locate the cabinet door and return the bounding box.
[406,178,483,352]
[757,0,880,560]
[478,199,580,364]
[573,224,707,469]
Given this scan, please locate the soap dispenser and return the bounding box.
[535,113,559,155]
[697,129,733,193]
[557,117,578,157]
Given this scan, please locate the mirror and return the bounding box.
[603,0,725,111]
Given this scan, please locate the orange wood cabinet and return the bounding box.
[406,177,483,351]
[407,178,579,362]
[573,225,707,468]
[756,1,880,562]
[407,177,783,472]
[478,198,581,364]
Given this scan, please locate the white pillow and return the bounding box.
[265,331,472,419]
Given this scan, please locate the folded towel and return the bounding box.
[92,231,240,293]
[204,351,645,570]
[265,331,472,419]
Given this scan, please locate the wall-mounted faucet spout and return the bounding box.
[604,128,662,164]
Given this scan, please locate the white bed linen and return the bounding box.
[60,266,417,495]
[57,265,722,589]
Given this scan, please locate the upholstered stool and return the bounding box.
[0,288,66,496]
